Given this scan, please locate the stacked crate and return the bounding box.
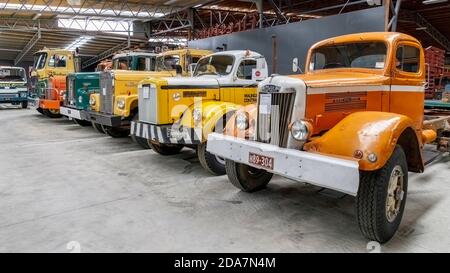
[425,46,446,99]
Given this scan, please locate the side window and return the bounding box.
[48,55,67,68]
[237,59,257,80]
[395,45,420,73]
[136,57,146,71]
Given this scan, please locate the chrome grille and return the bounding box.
[99,71,114,114]
[257,90,295,148]
[138,84,158,124]
[66,76,75,106]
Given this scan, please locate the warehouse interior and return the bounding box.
[1,0,450,253]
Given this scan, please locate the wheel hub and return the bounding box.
[385,165,404,223]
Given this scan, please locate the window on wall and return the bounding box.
[48,55,67,68]
[396,45,420,73]
[237,59,257,80]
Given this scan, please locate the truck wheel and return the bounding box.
[197,142,226,175]
[149,141,183,155]
[36,108,44,114]
[73,119,92,127]
[92,123,106,134]
[356,145,408,243]
[21,101,28,109]
[103,126,129,138]
[225,159,273,192]
[43,109,62,118]
[130,114,150,149]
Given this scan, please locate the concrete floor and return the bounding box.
[0,104,449,253]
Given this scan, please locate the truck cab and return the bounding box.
[29,48,79,118]
[85,48,212,146]
[60,51,157,128]
[206,32,448,243]
[0,66,28,108]
[131,50,268,174]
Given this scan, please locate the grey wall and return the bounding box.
[189,7,385,75]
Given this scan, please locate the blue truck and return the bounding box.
[0,66,28,108]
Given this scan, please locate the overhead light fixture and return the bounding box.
[416,26,427,30]
[65,36,93,50]
[32,13,41,20]
[422,0,448,4]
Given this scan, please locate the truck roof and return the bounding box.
[310,32,421,50]
[113,52,158,59]
[0,66,25,70]
[34,48,75,55]
[208,50,263,59]
[159,48,212,56]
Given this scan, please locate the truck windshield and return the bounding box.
[310,42,387,71]
[0,68,26,82]
[113,57,132,70]
[194,55,234,76]
[155,55,180,71]
[33,53,48,70]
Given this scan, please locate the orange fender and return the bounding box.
[225,104,257,139]
[303,111,424,172]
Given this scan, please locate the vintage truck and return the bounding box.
[130,50,268,175]
[206,32,450,243]
[60,51,158,129]
[0,66,28,108]
[29,48,80,118]
[85,48,212,145]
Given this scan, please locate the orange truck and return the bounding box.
[207,32,450,243]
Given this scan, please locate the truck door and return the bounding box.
[390,41,425,130]
[233,58,258,105]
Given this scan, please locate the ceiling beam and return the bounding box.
[415,12,450,51]
[14,29,41,65]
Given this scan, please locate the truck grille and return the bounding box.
[257,90,295,148]
[138,84,158,124]
[66,76,76,106]
[99,71,114,114]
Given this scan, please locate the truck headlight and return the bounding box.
[193,108,202,124]
[290,120,312,141]
[117,99,126,110]
[78,96,83,103]
[89,97,96,106]
[236,112,249,131]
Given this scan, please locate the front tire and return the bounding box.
[225,159,273,192]
[149,141,183,155]
[43,109,62,118]
[103,126,129,138]
[130,113,150,149]
[356,145,408,243]
[21,101,28,109]
[73,119,92,127]
[198,142,226,175]
[92,123,106,134]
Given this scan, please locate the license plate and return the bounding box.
[248,152,274,170]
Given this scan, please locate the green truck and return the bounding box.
[60,51,157,133]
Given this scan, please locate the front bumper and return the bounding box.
[0,93,28,103]
[84,111,122,127]
[60,106,86,120]
[207,133,360,196]
[39,99,61,110]
[28,98,40,109]
[131,121,203,145]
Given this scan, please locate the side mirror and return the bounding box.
[175,65,183,75]
[292,58,299,73]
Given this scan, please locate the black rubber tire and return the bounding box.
[197,142,226,175]
[21,101,28,109]
[225,159,273,192]
[36,107,44,114]
[92,123,106,134]
[43,109,62,118]
[73,119,92,127]
[356,145,408,243]
[103,125,130,138]
[130,113,150,149]
[149,141,183,155]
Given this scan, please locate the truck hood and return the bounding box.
[112,70,175,81]
[289,71,390,88]
[69,72,100,80]
[164,76,220,88]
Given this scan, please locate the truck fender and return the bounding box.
[303,111,424,172]
[179,101,243,140]
[114,94,138,117]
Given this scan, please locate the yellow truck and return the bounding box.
[85,48,211,148]
[130,50,268,174]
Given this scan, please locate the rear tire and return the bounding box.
[197,142,226,175]
[103,125,129,138]
[92,123,106,134]
[21,101,28,109]
[73,119,92,127]
[43,109,62,118]
[149,141,183,155]
[130,113,150,149]
[225,159,273,192]
[356,145,408,243]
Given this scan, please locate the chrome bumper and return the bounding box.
[207,133,360,196]
[60,106,83,120]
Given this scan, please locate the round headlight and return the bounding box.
[236,112,249,131]
[193,108,202,123]
[290,120,310,141]
[78,96,83,103]
[117,99,125,110]
[89,97,96,106]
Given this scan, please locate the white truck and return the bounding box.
[0,66,28,108]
